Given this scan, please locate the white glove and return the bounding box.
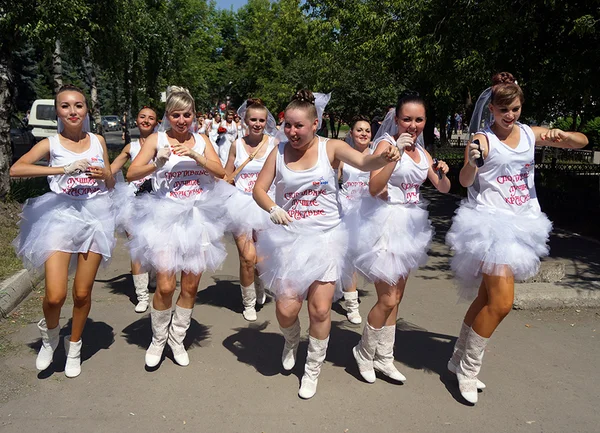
[468,142,482,168]
[395,133,414,155]
[63,159,90,175]
[269,206,292,225]
[154,146,171,169]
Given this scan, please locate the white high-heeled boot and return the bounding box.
[240,283,257,321]
[343,291,362,324]
[373,325,406,382]
[457,328,489,404]
[145,307,172,367]
[352,322,381,383]
[64,336,82,378]
[167,305,193,366]
[255,275,267,306]
[280,319,301,371]
[133,273,149,313]
[298,336,329,399]
[448,322,486,390]
[35,319,60,371]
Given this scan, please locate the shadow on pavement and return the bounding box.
[28,318,115,379]
[97,273,138,305]
[196,274,246,313]
[121,315,210,352]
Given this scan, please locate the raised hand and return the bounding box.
[63,159,90,175]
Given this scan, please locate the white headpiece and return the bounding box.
[469,87,493,134]
[237,100,278,136]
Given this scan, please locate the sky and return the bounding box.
[215,0,248,10]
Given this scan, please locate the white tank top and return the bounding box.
[152,131,214,201]
[128,140,152,189]
[274,137,341,230]
[468,123,540,214]
[375,133,429,205]
[48,133,108,199]
[233,136,276,195]
[340,148,372,200]
[222,120,238,141]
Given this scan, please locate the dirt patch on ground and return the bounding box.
[0,201,23,282]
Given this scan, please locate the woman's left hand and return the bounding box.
[541,128,570,143]
[86,165,112,181]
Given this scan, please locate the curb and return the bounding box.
[515,282,600,309]
[0,269,44,318]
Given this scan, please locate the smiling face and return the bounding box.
[167,105,194,134]
[136,108,158,136]
[350,120,371,149]
[245,107,267,136]
[284,108,319,149]
[489,97,521,132]
[395,102,426,141]
[56,91,88,130]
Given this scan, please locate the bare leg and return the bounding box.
[70,252,103,342]
[366,278,407,329]
[43,252,71,329]
[471,269,514,338]
[306,281,336,339]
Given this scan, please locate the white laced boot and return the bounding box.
[280,319,301,371]
[343,291,362,324]
[167,305,194,366]
[64,336,82,378]
[352,322,381,383]
[457,328,489,404]
[240,283,257,321]
[298,336,329,399]
[35,319,60,371]
[448,322,486,390]
[373,325,406,382]
[145,307,172,367]
[255,276,267,306]
[133,273,150,313]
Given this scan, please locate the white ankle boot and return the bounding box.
[280,319,301,371]
[448,322,486,390]
[373,325,406,382]
[240,284,257,321]
[133,273,150,313]
[352,322,381,383]
[343,291,362,324]
[36,319,60,371]
[167,305,193,366]
[145,307,172,367]
[457,328,489,404]
[64,336,82,378]
[298,336,329,399]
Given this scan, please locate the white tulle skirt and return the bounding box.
[110,181,137,234]
[352,197,433,285]
[446,202,552,299]
[13,192,116,272]
[224,189,273,238]
[127,182,233,274]
[255,222,353,301]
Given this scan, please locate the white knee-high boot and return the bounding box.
[133,273,149,313]
[36,319,60,371]
[343,291,362,324]
[352,322,381,383]
[373,325,406,382]
[240,283,257,322]
[457,328,489,404]
[448,322,486,390]
[298,335,329,399]
[64,336,82,378]
[280,319,301,371]
[255,275,267,306]
[167,305,194,366]
[145,307,172,367]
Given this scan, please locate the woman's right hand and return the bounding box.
[467,141,482,167]
[154,146,171,168]
[269,206,292,225]
[63,159,90,175]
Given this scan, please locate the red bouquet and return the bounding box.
[217,126,227,134]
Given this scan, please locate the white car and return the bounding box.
[28,99,57,141]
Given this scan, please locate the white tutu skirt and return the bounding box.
[352,197,433,285]
[224,189,273,238]
[255,222,353,301]
[127,183,232,274]
[110,181,137,234]
[446,202,552,299]
[13,192,116,272]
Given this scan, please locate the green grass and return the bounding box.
[0,201,24,282]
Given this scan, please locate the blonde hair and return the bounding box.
[165,86,195,115]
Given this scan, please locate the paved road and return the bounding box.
[0,190,598,433]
